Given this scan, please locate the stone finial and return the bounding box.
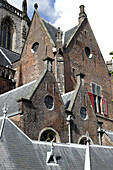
[22,0,27,17]
[56,27,62,42]
[46,142,57,164]
[2,105,8,115]
[86,131,90,143]
[34,3,38,10]
[84,131,91,170]
[78,5,87,23]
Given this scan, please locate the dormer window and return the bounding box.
[38,128,60,143]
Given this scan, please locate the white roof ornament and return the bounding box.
[46,142,57,165]
[84,131,91,170]
[0,105,8,138]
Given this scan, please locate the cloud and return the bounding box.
[7,0,113,61]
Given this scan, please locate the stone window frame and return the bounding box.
[38,127,61,143]
[85,47,92,59]
[44,95,54,111]
[78,135,93,145]
[31,42,39,53]
[1,16,14,50]
[80,106,88,120]
[91,82,102,114]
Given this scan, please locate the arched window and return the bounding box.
[1,16,13,50]
[38,128,60,143]
[78,135,93,145]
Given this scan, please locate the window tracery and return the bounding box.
[1,16,13,50]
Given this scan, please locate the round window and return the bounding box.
[85,47,90,57]
[80,107,87,119]
[31,42,39,53]
[45,95,54,110]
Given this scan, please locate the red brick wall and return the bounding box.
[71,83,98,144]
[16,71,68,142]
[64,19,113,120]
[14,12,54,87]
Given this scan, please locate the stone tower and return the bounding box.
[0,0,30,54]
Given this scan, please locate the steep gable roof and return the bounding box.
[0,80,36,116]
[43,19,57,45]
[0,46,20,67]
[0,117,113,170]
[0,68,48,117]
[104,130,113,143]
[64,19,85,48]
[34,9,56,46]
[64,25,78,46]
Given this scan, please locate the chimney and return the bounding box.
[78,5,87,23]
[43,57,54,72]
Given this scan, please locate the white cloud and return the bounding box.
[7,0,113,61]
[53,0,113,61]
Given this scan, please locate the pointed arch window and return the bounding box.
[1,17,13,50]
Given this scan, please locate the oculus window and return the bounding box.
[45,95,54,110]
[31,42,39,53]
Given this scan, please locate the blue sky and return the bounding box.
[7,0,113,61]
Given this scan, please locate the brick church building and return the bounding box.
[0,0,113,160]
[1,1,113,169]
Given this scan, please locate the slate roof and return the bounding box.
[0,46,20,67]
[105,130,113,142]
[90,145,113,170]
[43,19,58,45]
[0,117,113,170]
[64,26,78,46]
[0,80,36,117]
[61,91,74,109]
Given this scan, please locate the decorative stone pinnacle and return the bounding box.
[2,105,8,115]
[51,142,54,155]
[86,131,90,143]
[34,3,38,9]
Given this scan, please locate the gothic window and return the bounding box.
[45,95,54,110]
[40,130,56,142]
[39,128,60,143]
[1,17,13,50]
[22,25,27,40]
[79,136,93,145]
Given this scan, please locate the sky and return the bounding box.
[8,0,113,62]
